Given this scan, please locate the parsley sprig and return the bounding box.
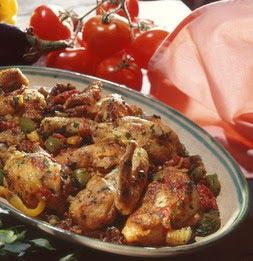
[0,214,78,260]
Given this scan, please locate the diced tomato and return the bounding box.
[197,184,217,210]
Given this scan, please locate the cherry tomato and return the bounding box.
[46,48,97,75]
[96,0,139,20]
[130,29,169,69]
[96,54,142,91]
[82,15,132,59]
[30,5,73,41]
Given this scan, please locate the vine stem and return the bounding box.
[70,0,107,46]
[120,0,134,28]
[79,0,107,20]
[102,0,134,28]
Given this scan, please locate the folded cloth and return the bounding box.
[148,0,253,178]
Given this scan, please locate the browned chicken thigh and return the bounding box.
[92,116,185,164]
[69,171,118,231]
[122,166,200,246]
[69,142,149,231]
[0,146,73,213]
[40,117,91,137]
[56,142,124,173]
[115,141,149,215]
[0,68,29,93]
[0,86,46,119]
[95,93,142,122]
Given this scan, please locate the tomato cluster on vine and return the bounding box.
[29,0,169,91]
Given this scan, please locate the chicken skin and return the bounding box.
[0,146,73,213]
[95,93,142,122]
[69,142,149,231]
[0,68,29,93]
[69,171,118,231]
[122,166,200,246]
[40,117,91,137]
[115,141,149,215]
[0,69,46,119]
[0,87,46,119]
[56,142,124,173]
[92,116,185,164]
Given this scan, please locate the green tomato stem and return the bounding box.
[70,0,107,46]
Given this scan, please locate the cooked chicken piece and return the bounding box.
[56,142,124,173]
[122,166,200,246]
[61,81,102,117]
[95,94,142,122]
[0,146,73,212]
[20,89,47,120]
[40,117,91,137]
[69,171,118,231]
[92,116,185,164]
[115,141,149,215]
[0,87,46,119]
[69,142,149,230]
[0,68,29,93]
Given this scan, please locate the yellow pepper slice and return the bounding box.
[66,135,82,145]
[0,0,18,25]
[27,130,40,142]
[9,194,46,217]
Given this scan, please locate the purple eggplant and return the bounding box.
[0,23,69,65]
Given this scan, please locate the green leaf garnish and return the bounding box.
[30,238,55,250]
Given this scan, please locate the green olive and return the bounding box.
[45,136,63,154]
[74,168,90,187]
[20,117,36,133]
[0,169,4,185]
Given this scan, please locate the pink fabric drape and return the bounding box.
[148,0,253,178]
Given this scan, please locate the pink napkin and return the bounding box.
[148,0,253,178]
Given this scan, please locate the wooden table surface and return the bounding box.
[5,1,253,260]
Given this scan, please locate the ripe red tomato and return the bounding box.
[96,54,142,91]
[96,0,139,20]
[130,29,169,69]
[46,48,97,75]
[30,5,73,41]
[82,15,132,59]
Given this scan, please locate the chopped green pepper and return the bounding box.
[20,117,36,133]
